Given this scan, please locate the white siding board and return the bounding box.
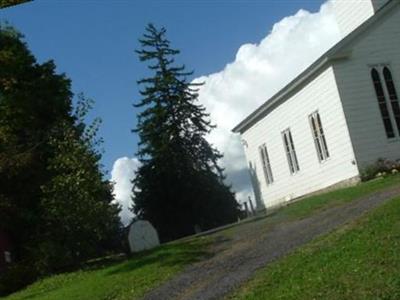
[333,0,391,38]
[242,67,359,209]
[333,4,400,168]
[333,0,375,38]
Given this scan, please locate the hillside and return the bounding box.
[231,193,400,299]
[3,175,400,300]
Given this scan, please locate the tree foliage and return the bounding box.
[133,24,240,242]
[0,25,121,293]
[0,0,31,9]
[36,96,121,273]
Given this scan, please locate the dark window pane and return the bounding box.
[316,114,323,134]
[392,103,400,115]
[371,68,394,138]
[383,67,400,134]
[372,69,386,97]
[288,132,300,171]
[379,102,390,117]
[316,139,324,161]
[321,134,330,158]
[383,118,395,138]
[383,67,393,82]
[283,131,295,174]
[260,145,274,185]
[283,133,290,153]
[316,113,329,159]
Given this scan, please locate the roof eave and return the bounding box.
[232,0,398,134]
[232,56,330,134]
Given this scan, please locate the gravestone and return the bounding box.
[128,220,160,253]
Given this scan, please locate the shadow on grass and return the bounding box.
[105,239,214,276]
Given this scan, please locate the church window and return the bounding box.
[383,67,400,135]
[259,144,273,185]
[371,68,395,138]
[282,129,300,174]
[309,112,329,162]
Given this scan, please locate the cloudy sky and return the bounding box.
[111,1,341,224]
[2,0,341,225]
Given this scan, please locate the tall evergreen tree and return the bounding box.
[133,24,240,242]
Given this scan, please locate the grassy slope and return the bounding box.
[3,238,210,300]
[4,175,400,300]
[221,175,400,240]
[275,175,400,220]
[230,196,400,300]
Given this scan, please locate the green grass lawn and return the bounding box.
[221,175,400,239]
[274,175,400,220]
[229,195,400,300]
[3,175,400,300]
[3,238,210,300]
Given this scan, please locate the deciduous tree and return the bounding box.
[0,25,121,294]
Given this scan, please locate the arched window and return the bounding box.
[383,67,400,134]
[371,68,394,138]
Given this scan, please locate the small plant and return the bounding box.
[360,158,400,181]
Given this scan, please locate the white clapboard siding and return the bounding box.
[333,0,390,38]
[242,66,359,209]
[333,3,400,168]
[333,0,375,38]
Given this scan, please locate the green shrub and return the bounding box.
[360,158,400,181]
[0,263,36,296]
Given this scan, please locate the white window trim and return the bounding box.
[309,111,330,163]
[259,144,274,185]
[282,128,300,175]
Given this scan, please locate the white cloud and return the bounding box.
[111,157,140,225]
[112,0,342,220]
[194,0,341,206]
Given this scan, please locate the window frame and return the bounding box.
[370,65,399,139]
[382,66,400,135]
[309,111,330,163]
[259,143,274,185]
[282,128,300,174]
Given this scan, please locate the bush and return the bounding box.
[360,158,400,181]
[0,262,36,296]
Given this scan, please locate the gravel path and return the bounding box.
[142,185,400,300]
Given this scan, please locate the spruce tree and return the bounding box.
[133,24,240,242]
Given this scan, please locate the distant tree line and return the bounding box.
[0,25,121,295]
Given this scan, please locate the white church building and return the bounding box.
[233,0,400,210]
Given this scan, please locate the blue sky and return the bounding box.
[1,0,325,176]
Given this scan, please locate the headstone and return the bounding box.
[128,220,160,253]
[4,251,11,263]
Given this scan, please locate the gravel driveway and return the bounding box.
[142,185,400,300]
